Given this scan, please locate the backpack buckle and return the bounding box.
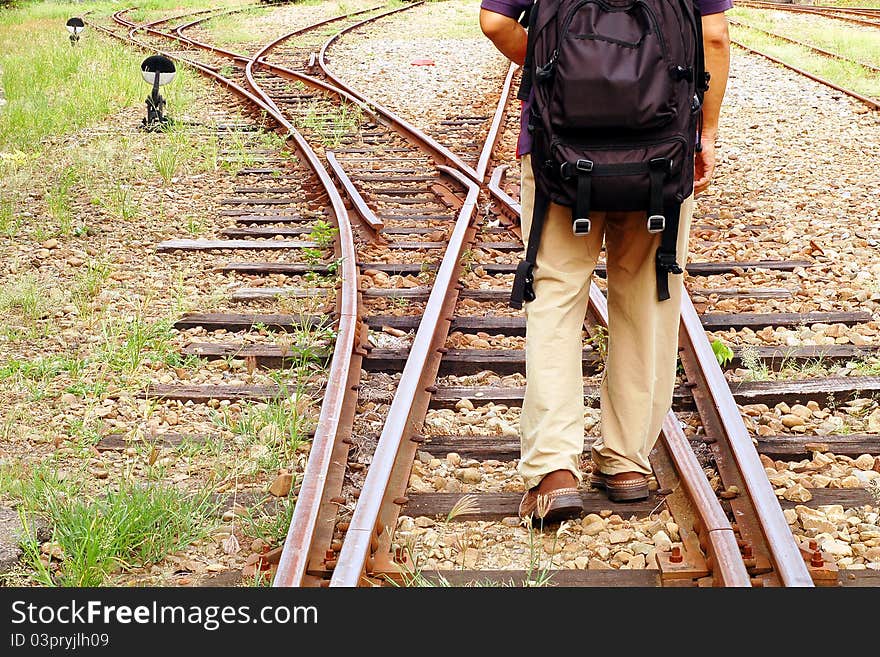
[647,214,665,233]
[573,217,591,236]
[576,159,594,173]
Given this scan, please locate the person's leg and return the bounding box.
[591,196,695,486]
[518,155,605,497]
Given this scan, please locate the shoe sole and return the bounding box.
[591,475,649,503]
[531,493,584,525]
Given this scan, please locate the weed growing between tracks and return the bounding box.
[389,495,560,587]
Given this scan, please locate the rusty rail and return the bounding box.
[99,7,365,589]
[330,166,480,586]
[728,18,880,75]
[244,30,381,122]
[317,2,480,180]
[105,2,814,587]
[738,1,880,29]
[476,63,518,181]
[488,165,521,216]
[678,294,813,586]
[326,151,384,231]
[730,37,880,111]
[584,288,753,586]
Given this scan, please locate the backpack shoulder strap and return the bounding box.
[516,0,542,101]
[655,202,684,302]
[510,182,551,309]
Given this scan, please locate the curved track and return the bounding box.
[81,2,880,588]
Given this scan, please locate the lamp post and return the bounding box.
[66,17,84,46]
[140,55,176,131]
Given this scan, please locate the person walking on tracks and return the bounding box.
[480,0,731,520]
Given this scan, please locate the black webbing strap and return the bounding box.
[573,160,593,234]
[510,186,550,309]
[648,159,667,221]
[517,0,541,101]
[693,7,709,152]
[655,202,683,302]
[694,7,709,99]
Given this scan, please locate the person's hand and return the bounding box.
[693,136,717,196]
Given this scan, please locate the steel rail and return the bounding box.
[730,38,880,110]
[490,185,751,586]
[153,5,386,123]
[587,289,752,587]
[330,166,480,587]
[155,4,507,585]
[728,18,880,75]
[317,9,535,224]
[107,2,808,587]
[737,1,880,29]
[317,2,481,181]
[175,3,382,68]
[488,165,521,215]
[476,63,518,181]
[678,294,814,586]
[245,32,381,123]
[97,8,364,590]
[316,9,750,585]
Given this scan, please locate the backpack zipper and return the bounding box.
[554,0,669,63]
[553,134,687,151]
[634,1,669,63]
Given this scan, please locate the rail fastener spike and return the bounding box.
[670,546,683,564]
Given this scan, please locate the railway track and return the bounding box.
[739,1,880,29]
[729,4,880,109]
[82,2,880,587]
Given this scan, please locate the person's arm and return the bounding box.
[480,8,528,66]
[694,12,731,195]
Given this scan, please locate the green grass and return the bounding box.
[99,317,194,375]
[730,7,880,67]
[294,101,362,148]
[238,496,296,547]
[308,218,338,248]
[211,393,313,473]
[70,258,112,316]
[711,339,734,368]
[729,19,880,99]
[812,0,880,8]
[45,167,78,235]
[0,6,208,154]
[0,28,143,152]
[0,275,55,334]
[7,464,218,586]
[201,7,273,46]
[0,196,21,236]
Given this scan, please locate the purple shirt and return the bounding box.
[481,0,733,156]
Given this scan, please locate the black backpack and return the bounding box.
[510,0,709,308]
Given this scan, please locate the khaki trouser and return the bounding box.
[518,154,694,490]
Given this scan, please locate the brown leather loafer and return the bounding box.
[591,471,649,502]
[518,486,584,524]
